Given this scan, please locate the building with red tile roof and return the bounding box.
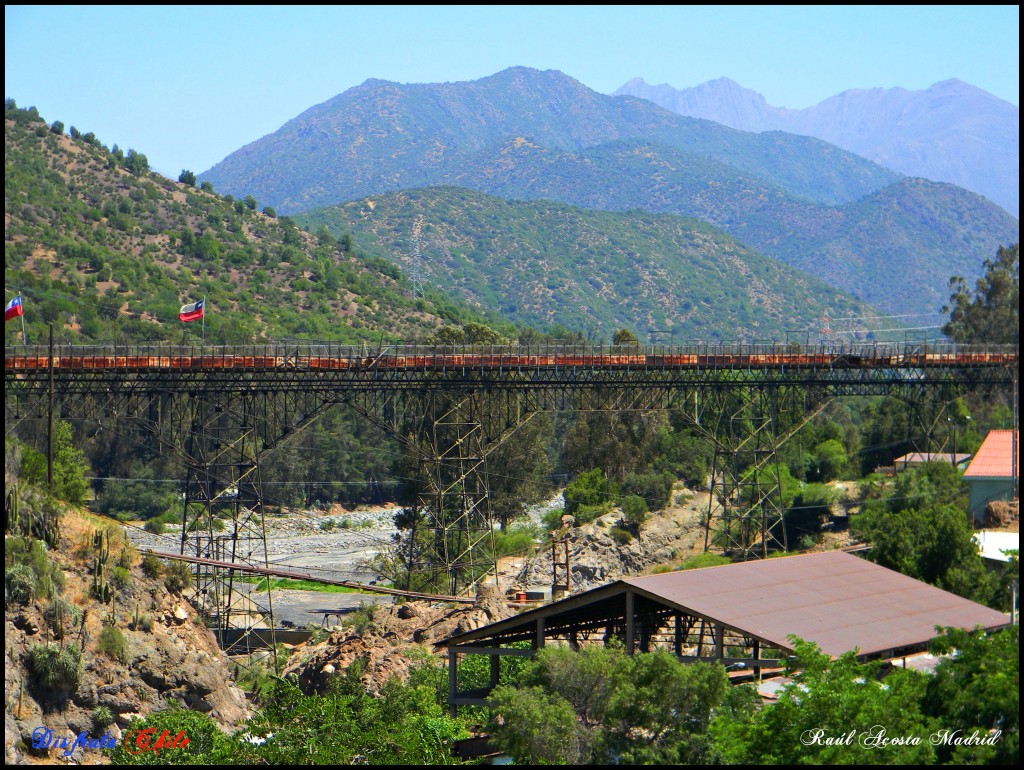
[963,430,1019,523]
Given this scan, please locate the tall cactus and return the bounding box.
[6,483,19,534]
[93,529,110,564]
[92,557,111,604]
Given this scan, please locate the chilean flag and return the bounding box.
[178,298,205,323]
[5,295,23,322]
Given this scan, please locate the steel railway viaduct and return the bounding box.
[4,339,1018,647]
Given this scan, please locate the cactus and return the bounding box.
[93,529,110,564]
[41,514,60,549]
[92,559,111,603]
[6,484,19,534]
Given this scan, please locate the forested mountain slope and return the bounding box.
[296,187,883,342]
[4,101,498,346]
[436,138,1019,316]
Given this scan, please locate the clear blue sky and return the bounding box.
[6,5,1019,179]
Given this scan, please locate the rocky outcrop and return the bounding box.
[4,510,249,764]
[514,495,708,593]
[285,584,518,696]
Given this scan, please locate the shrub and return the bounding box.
[564,469,617,516]
[349,603,378,635]
[111,566,133,595]
[27,643,83,689]
[144,518,165,535]
[620,470,674,512]
[620,495,649,531]
[676,552,732,571]
[5,536,64,601]
[5,563,35,605]
[92,705,114,732]
[163,561,193,594]
[117,547,134,569]
[97,624,129,663]
[573,502,614,526]
[140,553,162,579]
[541,507,566,532]
[45,597,82,637]
[609,526,633,545]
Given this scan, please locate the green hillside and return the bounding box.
[296,187,885,342]
[437,138,1020,316]
[3,101,500,346]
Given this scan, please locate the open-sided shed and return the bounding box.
[438,551,1010,714]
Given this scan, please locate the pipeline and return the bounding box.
[146,549,475,604]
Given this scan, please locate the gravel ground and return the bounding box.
[125,505,404,627]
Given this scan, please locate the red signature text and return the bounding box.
[124,728,190,755]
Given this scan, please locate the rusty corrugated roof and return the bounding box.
[441,551,1009,660]
[963,430,1019,478]
[621,551,1008,658]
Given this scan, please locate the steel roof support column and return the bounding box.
[625,589,635,654]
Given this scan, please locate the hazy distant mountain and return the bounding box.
[295,187,883,342]
[200,67,1017,318]
[614,77,1019,216]
[201,67,900,214]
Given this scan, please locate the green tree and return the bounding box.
[563,467,616,518]
[124,149,150,175]
[924,626,1019,765]
[562,409,665,482]
[488,643,730,764]
[49,120,64,135]
[612,327,639,345]
[487,684,592,764]
[815,437,848,481]
[710,638,936,764]
[52,420,90,504]
[942,243,1019,344]
[487,412,554,529]
[177,169,196,186]
[109,707,235,765]
[243,194,257,211]
[853,463,994,604]
[222,675,467,765]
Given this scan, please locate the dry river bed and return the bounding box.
[126,506,404,628]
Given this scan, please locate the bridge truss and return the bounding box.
[5,340,1018,637]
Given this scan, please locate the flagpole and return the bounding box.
[202,296,206,343]
[19,292,27,346]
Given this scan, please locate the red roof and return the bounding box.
[963,430,1019,479]
[624,551,1008,658]
[441,552,1009,661]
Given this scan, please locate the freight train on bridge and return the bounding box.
[4,341,1018,375]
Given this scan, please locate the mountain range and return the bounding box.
[613,76,1019,217]
[201,66,900,213]
[200,67,1018,318]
